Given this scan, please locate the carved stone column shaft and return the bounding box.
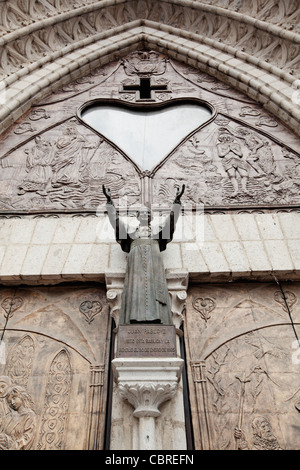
[87,364,105,450]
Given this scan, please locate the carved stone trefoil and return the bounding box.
[274,290,297,312]
[79,300,102,324]
[1,297,23,319]
[192,297,216,323]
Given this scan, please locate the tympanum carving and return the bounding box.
[0,52,299,213]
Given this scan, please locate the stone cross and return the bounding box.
[122,77,168,100]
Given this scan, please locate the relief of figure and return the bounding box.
[51,123,95,188]
[103,184,184,324]
[217,132,249,196]
[283,148,300,179]
[81,147,122,182]
[201,150,219,175]
[234,416,282,450]
[0,385,36,450]
[0,377,11,419]
[237,128,283,184]
[18,136,54,195]
[174,136,205,173]
[80,142,107,182]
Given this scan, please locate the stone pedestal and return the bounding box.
[112,357,184,450]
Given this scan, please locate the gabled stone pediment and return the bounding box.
[0,51,298,214]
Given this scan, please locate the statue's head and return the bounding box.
[137,205,152,225]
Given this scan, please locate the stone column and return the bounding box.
[112,357,184,450]
[87,364,105,450]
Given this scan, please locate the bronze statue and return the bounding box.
[103,184,185,325]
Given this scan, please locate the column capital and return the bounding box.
[112,357,184,417]
[105,270,125,326]
[167,270,189,328]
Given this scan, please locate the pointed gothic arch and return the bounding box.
[0,1,300,452]
[0,1,299,136]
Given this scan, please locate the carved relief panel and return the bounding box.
[0,51,299,214]
[0,285,111,450]
[185,282,300,450]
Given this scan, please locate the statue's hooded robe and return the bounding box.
[107,203,181,325]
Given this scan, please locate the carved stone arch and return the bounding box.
[196,12,213,37]
[0,2,299,136]
[263,40,289,69]
[4,334,35,388]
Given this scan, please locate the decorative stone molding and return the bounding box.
[87,364,105,450]
[0,1,299,137]
[112,357,184,416]
[118,382,178,418]
[111,357,184,449]
[105,271,125,328]
[167,270,189,329]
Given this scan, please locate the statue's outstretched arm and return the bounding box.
[103,184,114,205]
[159,184,185,245]
[103,185,128,243]
[173,184,185,205]
[103,184,117,230]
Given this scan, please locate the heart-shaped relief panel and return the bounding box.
[80,99,213,171]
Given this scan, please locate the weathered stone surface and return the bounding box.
[185,282,300,450]
[0,37,299,453]
[0,1,299,136]
[0,52,299,214]
[0,212,299,283]
[0,285,111,450]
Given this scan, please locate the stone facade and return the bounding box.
[186,282,300,450]
[0,0,299,451]
[0,285,110,450]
